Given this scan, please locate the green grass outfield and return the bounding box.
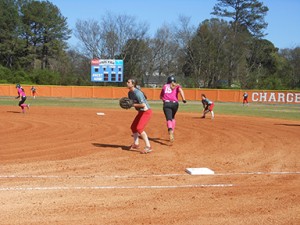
[1,96,299,120]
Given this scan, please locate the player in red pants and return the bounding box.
[243,92,249,106]
[201,94,214,119]
[31,86,37,99]
[127,78,152,154]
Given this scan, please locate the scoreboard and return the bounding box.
[91,59,123,82]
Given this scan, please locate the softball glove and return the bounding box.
[119,97,134,109]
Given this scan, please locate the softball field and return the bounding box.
[0,104,299,224]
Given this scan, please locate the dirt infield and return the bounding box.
[0,105,299,225]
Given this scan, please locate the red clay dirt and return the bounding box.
[0,105,299,225]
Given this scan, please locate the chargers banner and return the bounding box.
[91,59,123,82]
[251,92,300,103]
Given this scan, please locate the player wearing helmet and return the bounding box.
[15,84,30,113]
[160,76,186,143]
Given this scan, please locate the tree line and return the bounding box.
[0,0,299,89]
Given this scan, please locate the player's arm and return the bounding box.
[134,93,148,110]
[134,96,146,109]
[15,91,20,99]
[179,87,187,103]
[201,100,206,109]
[160,86,165,101]
[133,102,146,109]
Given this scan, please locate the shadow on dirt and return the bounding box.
[92,137,169,152]
[7,111,21,113]
[274,123,300,127]
[92,143,130,151]
[148,137,169,146]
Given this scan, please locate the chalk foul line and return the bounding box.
[0,183,234,191]
[0,171,299,179]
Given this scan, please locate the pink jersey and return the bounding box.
[17,87,26,97]
[160,84,181,102]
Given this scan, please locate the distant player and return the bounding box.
[243,92,249,106]
[16,84,30,113]
[160,75,186,142]
[31,86,37,99]
[201,94,214,119]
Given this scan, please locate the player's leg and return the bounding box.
[19,97,26,113]
[163,103,173,131]
[20,97,28,109]
[163,103,174,142]
[130,113,143,150]
[209,103,215,119]
[211,111,215,119]
[171,103,179,132]
[202,106,209,118]
[136,110,153,153]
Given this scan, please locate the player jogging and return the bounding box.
[127,79,153,154]
[15,84,30,113]
[201,94,214,119]
[160,76,187,142]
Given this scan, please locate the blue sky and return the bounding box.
[49,0,300,49]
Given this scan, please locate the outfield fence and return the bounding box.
[0,85,299,104]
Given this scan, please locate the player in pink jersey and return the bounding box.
[15,84,30,113]
[160,76,186,143]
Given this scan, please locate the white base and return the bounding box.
[185,168,215,175]
[96,112,105,116]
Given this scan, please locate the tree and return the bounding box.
[187,19,231,88]
[151,24,179,77]
[75,12,149,60]
[74,19,103,59]
[122,38,152,85]
[212,0,268,37]
[173,15,196,86]
[0,0,24,68]
[212,0,269,87]
[20,0,71,69]
[0,65,12,83]
[279,47,300,89]
[244,39,277,88]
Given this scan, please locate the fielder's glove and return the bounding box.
[119,97,134,109]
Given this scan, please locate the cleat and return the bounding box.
[169,130,174,142]
[140,146,152,154]
[129,144,140,151]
